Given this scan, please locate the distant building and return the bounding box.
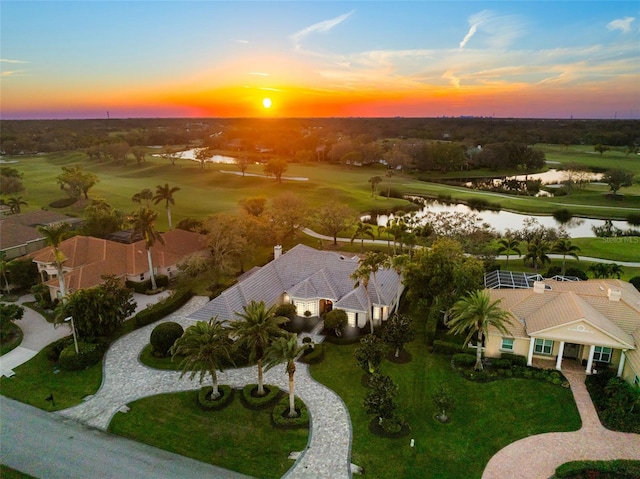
[0,211,83,260]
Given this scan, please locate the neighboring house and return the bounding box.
[31,229,207,300]
[0,211,83,260]
[485,276,640,387]
[189,244,402,329]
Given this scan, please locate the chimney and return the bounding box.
[607,288,621,302]
[274,245,282,260]
[533,281,545,294]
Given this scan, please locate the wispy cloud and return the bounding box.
[1,70,24,77]
[234,39,249,44]
[607,17,635,33]
[458,11,525,50]
[1,58,29,64]
[291,10,354,52]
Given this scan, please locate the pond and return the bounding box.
[373,199,630,238]
[154,148,237,164]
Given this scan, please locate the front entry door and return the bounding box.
[563,343,579,359]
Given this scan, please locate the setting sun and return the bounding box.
[262,97,272,109]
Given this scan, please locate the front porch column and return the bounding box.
[556,341,565,370]
[585,344,596,374]
[527,337,536,366]
[617,350,627,377]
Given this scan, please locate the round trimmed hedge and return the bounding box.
[197,385,234,411]
[241,384,282,409]
[271,396,309,428]
[150,321,184,357]
[58,341,105,371]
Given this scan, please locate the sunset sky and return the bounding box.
[2,1,639,119]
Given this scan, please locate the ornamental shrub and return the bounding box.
[555,459,640,478]
[271,396,309,428]
[197,385,233,411]
[58,341,105,371]
[452,353,476,367]
[240,384,281,409]
[150,321,184,357]
[629,276,640,292]
[491,358,513,369]
[500,353,528,366]
[433,340,465,355]
[299,343,325,364]
[274,303,297,321]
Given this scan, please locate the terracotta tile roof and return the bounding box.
[33,231,207,291]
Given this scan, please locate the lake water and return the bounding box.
[153,148,237,164]
[374,200,630,238]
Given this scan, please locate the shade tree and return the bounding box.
[315,201,355,246]
[381,313,415,358]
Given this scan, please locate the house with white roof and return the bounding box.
[189,244,403,329]
[485,277,640,387]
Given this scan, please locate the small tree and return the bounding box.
[603,169,635,196]
[150,322,184,357]
[369,176,382,198]
[0,303,23,340]
[364,373,398,421]
[234,155,251,177]
[324,309,348,337]
[354,334,386,374]
[263,158,288,183]
[594,144,610,156]
[432,383,455,423]
[381,313,415,358]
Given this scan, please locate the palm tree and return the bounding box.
[153,183,181,230]
[230,300,289,396]
[129,207,165,290]
[351,261,375,334]
[369,176,382,198]
[496,235,521,270]
[523,237,551,274]
[552,238,581,275]
[132,188,153,207]
[350,221,374,253]
[0,252,11,294]
[448,290,514,371]
[37,222,72,300]
[171,318,233,399]
[606,263,624,279]
[377,224,391,253]
[7,196,27,214]
[264,333,309,418]
[361,251,388,323]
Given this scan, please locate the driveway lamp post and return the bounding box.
[64,316,79,354]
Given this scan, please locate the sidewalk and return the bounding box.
[59,296,353,479]
[0,295,70,377]
[481,370,640,479]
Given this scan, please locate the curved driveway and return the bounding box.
[59,296,353,479]
[482,370,640,479]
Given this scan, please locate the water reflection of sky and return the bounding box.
[376,200,630,238]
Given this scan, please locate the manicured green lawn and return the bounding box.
[310,334,581,479]
[572,237,640,263]
[0,465,36,479]
[108,390,307,479]
[0,342,102,411]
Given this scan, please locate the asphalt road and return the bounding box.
[0,396,253,479]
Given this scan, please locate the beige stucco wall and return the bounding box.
[534,319,632,350]
[621,359,639,385]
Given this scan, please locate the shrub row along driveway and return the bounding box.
[481,368,640,479]
[59,296,353,479]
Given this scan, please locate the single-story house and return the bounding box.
[485,278,640,386]
[31,229,207,300]
[189,244,403,329]
[0,210,84,260]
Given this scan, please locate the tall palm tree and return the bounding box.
[523,237,551,274]
[351,261,375,334]
[129,207,165,290]
[361,251,388,322]
[350,221,375,253]
[153,183,181,230]
[264,333,309,418]
[171,318,233,399]
[606,263,624,279]
[377,224,391,253]
[37,222,71,300]
[7,196,27,214]
[230,300,289,396]
[448,290,514,371]
[496,235,521,270]
[552,238,581,275]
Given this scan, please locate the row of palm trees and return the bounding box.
[497,235,581,275]
[171,300,307,418]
